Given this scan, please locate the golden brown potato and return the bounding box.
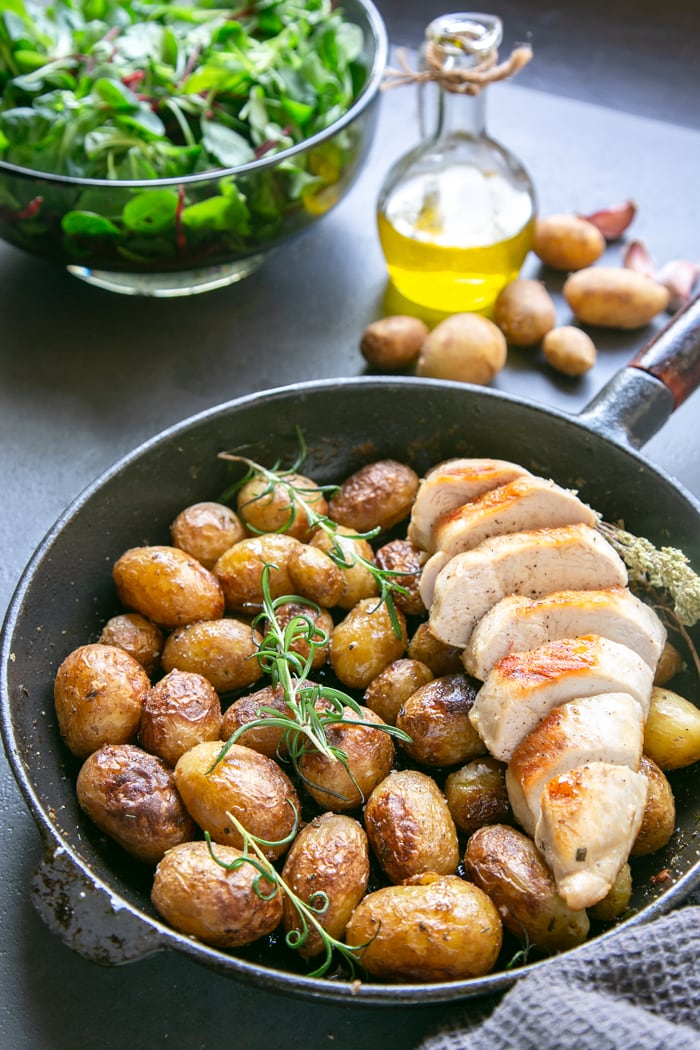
[407,621,464,675]
[542,326,597,376]
[444,757,512,835]
[213,533,303,612]
[309,526,379,609]
[287,543,345,608]
[364,770,460,883]
[363,658,434,725]
[375,538,426,617]
[328,460,419,535]
[113,545,225,628]
[298,705,396,812]
[151,840,283,948]
[416,313,507,385]
[330,598,407,690]
[464,824,589,951]
[631,755,676,856]
[533,213,606,271]
[345,872,502,981]
[54,643,150,758]
[396,673,484,767]
[360,315,429,370]
[170,501,247,569]
[236,472,327,541]
[281,813,370,957]
[98,613,164,675]
[174,741,299,860]
[493,279,556,348]
[644,686,700,770]
[587,863,632,922]
[654,642,683,686]
[221,683,291,758]
[139,669,223,767]
[76,744,195,863]
[563,267,670,329]
[161,618,263,694]
[262,600,333,671]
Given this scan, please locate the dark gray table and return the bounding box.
[1,3,698,1047]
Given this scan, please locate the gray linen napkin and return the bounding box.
[419,895,700,1050]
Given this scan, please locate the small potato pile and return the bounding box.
[52,453,699,984]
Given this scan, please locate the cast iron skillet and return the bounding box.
[2,297,700,1006]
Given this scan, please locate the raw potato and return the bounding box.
[330,597,407,689]
[236,472,328,541]
[644,686,700,769]
[631,755,676,855]
[328,459,419,534]
[542,326,597,376]
[588,863,633,922]
[363,658,434,725]
[364,769,460,883]
[139,669,223,767]
[360,315,429,370]
[563,267,670,329]
[113,545,225,629]
[310,526,379,609]
[281,813,369,957]
[493,279,556,348]
[416,313,507,385]
[533,213,606,271]
[76,744,195,863]
[465,824,590,951]
[170,501,247,569]
[174,741,299,860]
[54,643,150,758]
[345,873,502,981]
[396,673,484,767]
[213,533,303,611]
[287,543,345,608]
[151,840,283,948]
[375,538,426,616]
[444,757,512,835]
[161,618,263,693]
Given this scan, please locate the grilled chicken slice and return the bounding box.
[407,458,531,552]
[427,524,628,646]
[535,762,648,909]
[462,586,666,680]
[469,634,653,761]
[432,475,598,557]
[506,692,644,837]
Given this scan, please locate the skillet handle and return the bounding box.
[628,294,700,407]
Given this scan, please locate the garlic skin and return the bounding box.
[656,259,700,313]
[581,200,637,241]
[623,239,656,279]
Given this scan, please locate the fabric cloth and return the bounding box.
[419,893,700,1050]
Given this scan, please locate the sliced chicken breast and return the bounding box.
[469,634,653,761]
[427,524,628,647]
[535,762,648,910]
[432,475,598,557]
[407,458,531,552]
[506,692,644,836]
[462,587,666,680]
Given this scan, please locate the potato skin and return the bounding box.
[213,534,303,612]
[644,686,700,770]
[407,621,464,676]
[631,755,676,856]
[416,313,506,385]
[281,813,370,957]
[98,613,164,675]
[587,863,632,922]
[151,840,283,948]
[360,315,429,370]
[542,326,597,376]
[170,501,247,569]
[174,741,299,860]
[363,658,434,726]
[345,873,502,981]
[236,472,327,541]
[161,617,263,693]
[396,673,484,767]
[375,538,426,617]
[264,601,333,671]
[76,743,195,863]
[54,643,150,758]
[493,279,556,348]
[364,770,460,883]
[533,213,605,271]
[444,757,511,835]
[654,642,683,686]
[309,527,379,609]
[221,683,290,758]
[113,545,224,628]
[287,543,345,608]
[465,824,589,951]
[563,267,670,329]
[330,598,407,690]
[139,670,222,767]
[328,460,419,534]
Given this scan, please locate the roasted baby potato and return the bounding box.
[631,755,676,856]
[330,597,407,690]
[113,545,224,628]
[151,840,283,948]
[464,824,589,951]
[262,600,333,671]
[98,612,164,675]
[328,459,419,534]
[359,315,429,370]
[236,471,328,541]
[363,658,434,726]
[493,278,556,348]
[587,863,632,922]
[407,621,464,675]
[444,757,511,835]
[375,538,426,616]
[654,642,683,686]
[396,673,484,767]
[533,213,605,271]
[287,543,345,608]
[281,813,370,957]
[213,533,303,612]
[76,743,195,863]
[345,872,502,980]
[174,741,299,860]
[170,501,247,569]
[364,769,460,883]
[54,643,150,758]
[309,526,379,609]
[161,617,263,694]
[139,669,223,767]
[220,683,290,758]
[563,267,670,329]
[644,686,700,769]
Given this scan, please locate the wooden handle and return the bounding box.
[630,294,700,407]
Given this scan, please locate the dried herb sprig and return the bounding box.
[205,807,368,979]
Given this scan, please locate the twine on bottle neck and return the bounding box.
[383,38,533,96]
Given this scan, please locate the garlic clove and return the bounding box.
[622,239,657,279]
[581,200,637,240]
[655,259,700,313]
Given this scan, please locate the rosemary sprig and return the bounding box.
[205,808,368,979]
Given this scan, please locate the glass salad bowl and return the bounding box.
[0,0,387,296]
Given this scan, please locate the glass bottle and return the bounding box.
[377,12,536,314]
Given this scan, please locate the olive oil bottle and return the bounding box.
[377,13,536,314]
